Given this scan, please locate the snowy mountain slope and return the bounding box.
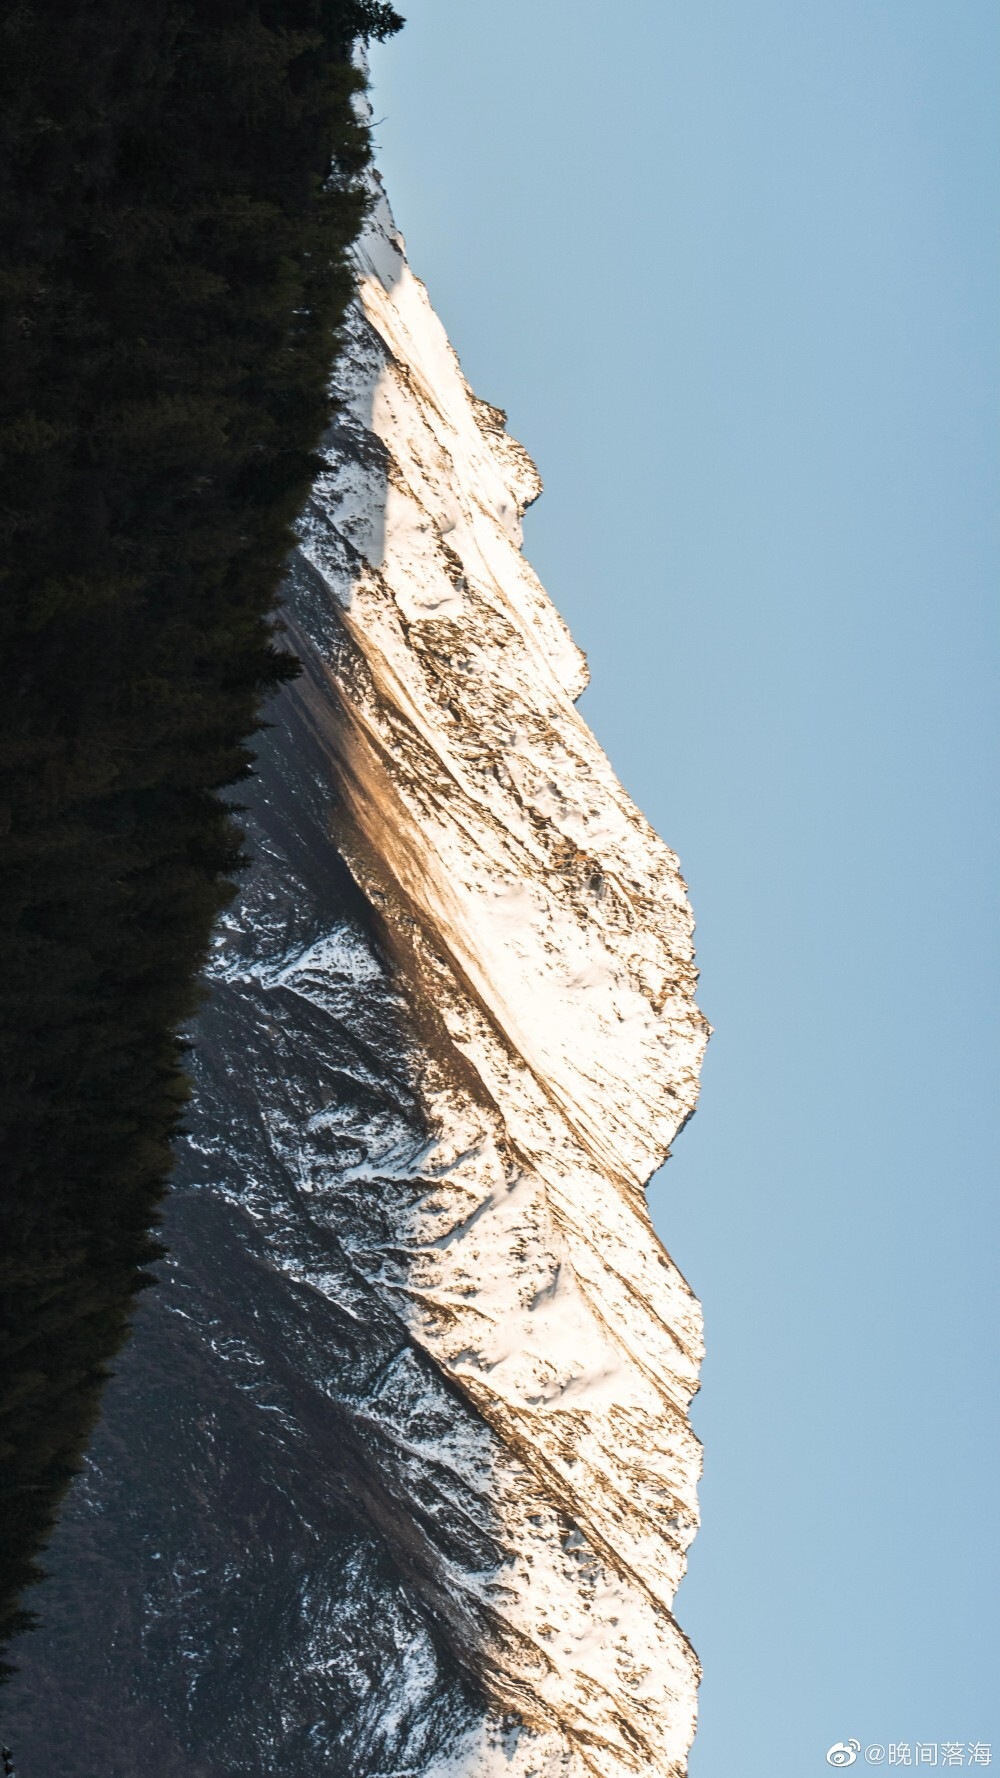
[3,176,707,1778]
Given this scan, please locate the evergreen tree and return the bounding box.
[0,0,402,1671]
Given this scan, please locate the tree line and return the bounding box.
[0,0,401,1670]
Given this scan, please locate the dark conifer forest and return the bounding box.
[0,0,401,1669]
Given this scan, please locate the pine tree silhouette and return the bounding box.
[0,0,402,1675]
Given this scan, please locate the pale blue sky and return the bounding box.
[370,5,999,1773]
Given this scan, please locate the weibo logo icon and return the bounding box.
[826,1743,861,1767]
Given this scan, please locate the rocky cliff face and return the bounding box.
[3,176,708,1778]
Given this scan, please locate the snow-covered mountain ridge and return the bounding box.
[4,174,707,1778]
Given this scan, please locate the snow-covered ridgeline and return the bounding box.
[275,179,710,1773]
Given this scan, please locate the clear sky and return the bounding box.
[370,6,999,1774]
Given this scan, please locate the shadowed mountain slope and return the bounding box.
[3,175,707,1778]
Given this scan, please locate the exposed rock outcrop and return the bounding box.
[3,175,707,1778]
